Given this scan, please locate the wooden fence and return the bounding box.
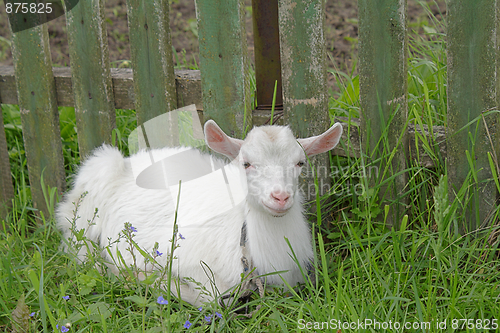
[0,0,499,230]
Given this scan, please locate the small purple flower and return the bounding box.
[198,307,203,312]
[179,233,185,240]
[156,250,163,257]
[183,320,192,329]
[129,226,137,233]
[29,312,35,317]
[204,315,212,323]
[56,324,69,332]
[215,312,222,319]
[157,295,168,305]
[62,295,70,300]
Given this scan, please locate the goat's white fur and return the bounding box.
[56,120,343,306]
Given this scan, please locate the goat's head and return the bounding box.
[204,121,343,217]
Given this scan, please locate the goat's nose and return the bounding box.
[271,191,290,204]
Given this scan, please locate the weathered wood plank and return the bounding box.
[126,0,177,125]
[108,68,136,110]
[0,66,202,111]
[278,0,331,201]
[0,102,14,219]
[358,0,408,223]
[175,70,202,111]
[278,0,329,136]
[0,67,17,105]
[64,0,116,158]
[9,24,65,219]
[195,0,252,137]
[447,0,499,230]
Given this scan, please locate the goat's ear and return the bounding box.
[204,120,244,159]
[297,122,343,157]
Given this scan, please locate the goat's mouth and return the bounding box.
[262,203,291,217]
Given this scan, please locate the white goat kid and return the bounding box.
[56,120,343,306]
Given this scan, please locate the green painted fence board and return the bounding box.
[278,0,331,200]
[0,103,14,219]
[65,0,116,158]
[10,24,65,219]
[126,0,177,126]
[278,0,329,136]
[358,0,408,223]
[195,0,251,137]
[447,0,499,230]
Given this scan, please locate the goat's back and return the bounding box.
[56,145,245,272]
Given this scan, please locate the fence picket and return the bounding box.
[126,0,177,126]
[10,24,65,219]
[195,0,252,137]
[277,0,331,201]
[447,0,499,230]
[358,0,408,223]
[0,103,14,218]
[65,0,116,158]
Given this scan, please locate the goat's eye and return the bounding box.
[297,161,305,167]
[243,162,251,169]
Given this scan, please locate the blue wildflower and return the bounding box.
[156,295,168,305]
[62,295,70,300]
[56,324,69,332]
[179,233,185,240]
[29,312,35,317]
[156,250,163,257]
[215,312,222,319]
[198,307,202,311]
[205,315,212,323]
[129,226,137,233]
[183,320,192,329]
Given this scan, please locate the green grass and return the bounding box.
[2,3,500,333]
[2,138,499,332]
